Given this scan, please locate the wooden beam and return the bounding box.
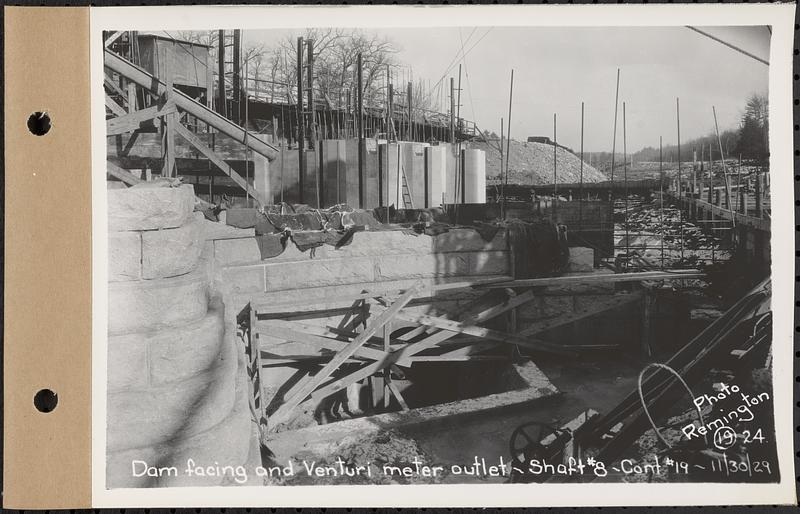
[106,161,142,186]
[386,377,408,410]
[104,31,124,48]
[106,100,176,136]
[174,122,266,206]
[480,270,704,289]
[104,49,279,161]
[257,321,390,362]
[249,278,510,316]
[162,53,176,177]
[104,73,127,98]
[393,312,570,355]
[105,94,127,117]
[269,282,421,426]
[309,291,565,402]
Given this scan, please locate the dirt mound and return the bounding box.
[473,139,607,185]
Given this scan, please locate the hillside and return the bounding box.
[473,139,607,185]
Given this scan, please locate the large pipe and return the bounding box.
[104,49,278,161]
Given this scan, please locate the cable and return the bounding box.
[637,362,706,449]
[685,26,769,66]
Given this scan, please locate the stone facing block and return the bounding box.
[108,184,195,232]
[141,214,205,279]
[107,301,226,392]
[106,332,238,452]
[106,348,252,488]
[432,228,507,253]
[468,251,509,275]
[374,253,469,281]
[214,237,262,266]
[109,231,142,281]
[264,256,375,291]
[108,269,209,334]
[220,265,266,294]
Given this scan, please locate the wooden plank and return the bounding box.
[393,312,570,355]
[105,94,127,117]
[174,122,266,206]
[104,73,127,98]
[386,377,409,410]
[106,100,177,136]
[105,49,279,161]
[162,53,176,178]
[106,161,142,186]
[269,282,422,426]
[104,30,123,47]
[250,278,511,315]
[257,321,390,362]
[250,303,268,428]
[518,291,644,337]
[480,270,704,289]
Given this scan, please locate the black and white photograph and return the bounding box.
[95,4,795,507]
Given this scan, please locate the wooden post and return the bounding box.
[296,37,305,203]
[357,52,364,208]
[162,50,175,178]
[755,169,763,217]
[217,30,226,117]
[407,81,413,142]
[253,152,271,206]
[232,29,241,125]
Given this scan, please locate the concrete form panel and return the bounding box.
[463,148,487,203]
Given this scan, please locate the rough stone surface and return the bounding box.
[432,229,507,253]
[264,257,375,291]
[108,231,142,281]
[374,253,468,281]
[141,214,205,279]
[108,184,195,232]
[147,302,226,385]
[107,336,149,392]
[106,348,252,488]
[567,246,595,272]
[219,265,266,294]
[107,333,238,452]
[108,301,225,388]
[468,251,509,275]
[108,269,209,334]
[214,237,262,266]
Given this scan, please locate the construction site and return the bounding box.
[103,27,776,488]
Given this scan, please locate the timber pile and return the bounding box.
[246,270,706,431]
[475,139,606,186]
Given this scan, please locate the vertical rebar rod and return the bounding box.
[500,117,505,219]
[712,106,733,213]
[553,113,558,220]
[677,98,683,262]
[610,69,620,212]
[623,102,628,265]
[579,101,584,230]
[505,70,514,206]
[357,52,364,208]
[296,37,305,203]
[659,136,665,269]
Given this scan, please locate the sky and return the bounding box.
[244,26,770,153]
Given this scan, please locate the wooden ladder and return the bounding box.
[400,166,414,209]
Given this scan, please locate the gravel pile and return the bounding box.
[475,139,607,185]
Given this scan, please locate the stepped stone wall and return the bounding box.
[106,184,253,488]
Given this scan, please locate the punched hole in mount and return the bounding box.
[27,111,51,136]
[34,389,58,413]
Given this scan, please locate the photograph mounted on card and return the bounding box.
[87,4,795,508]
